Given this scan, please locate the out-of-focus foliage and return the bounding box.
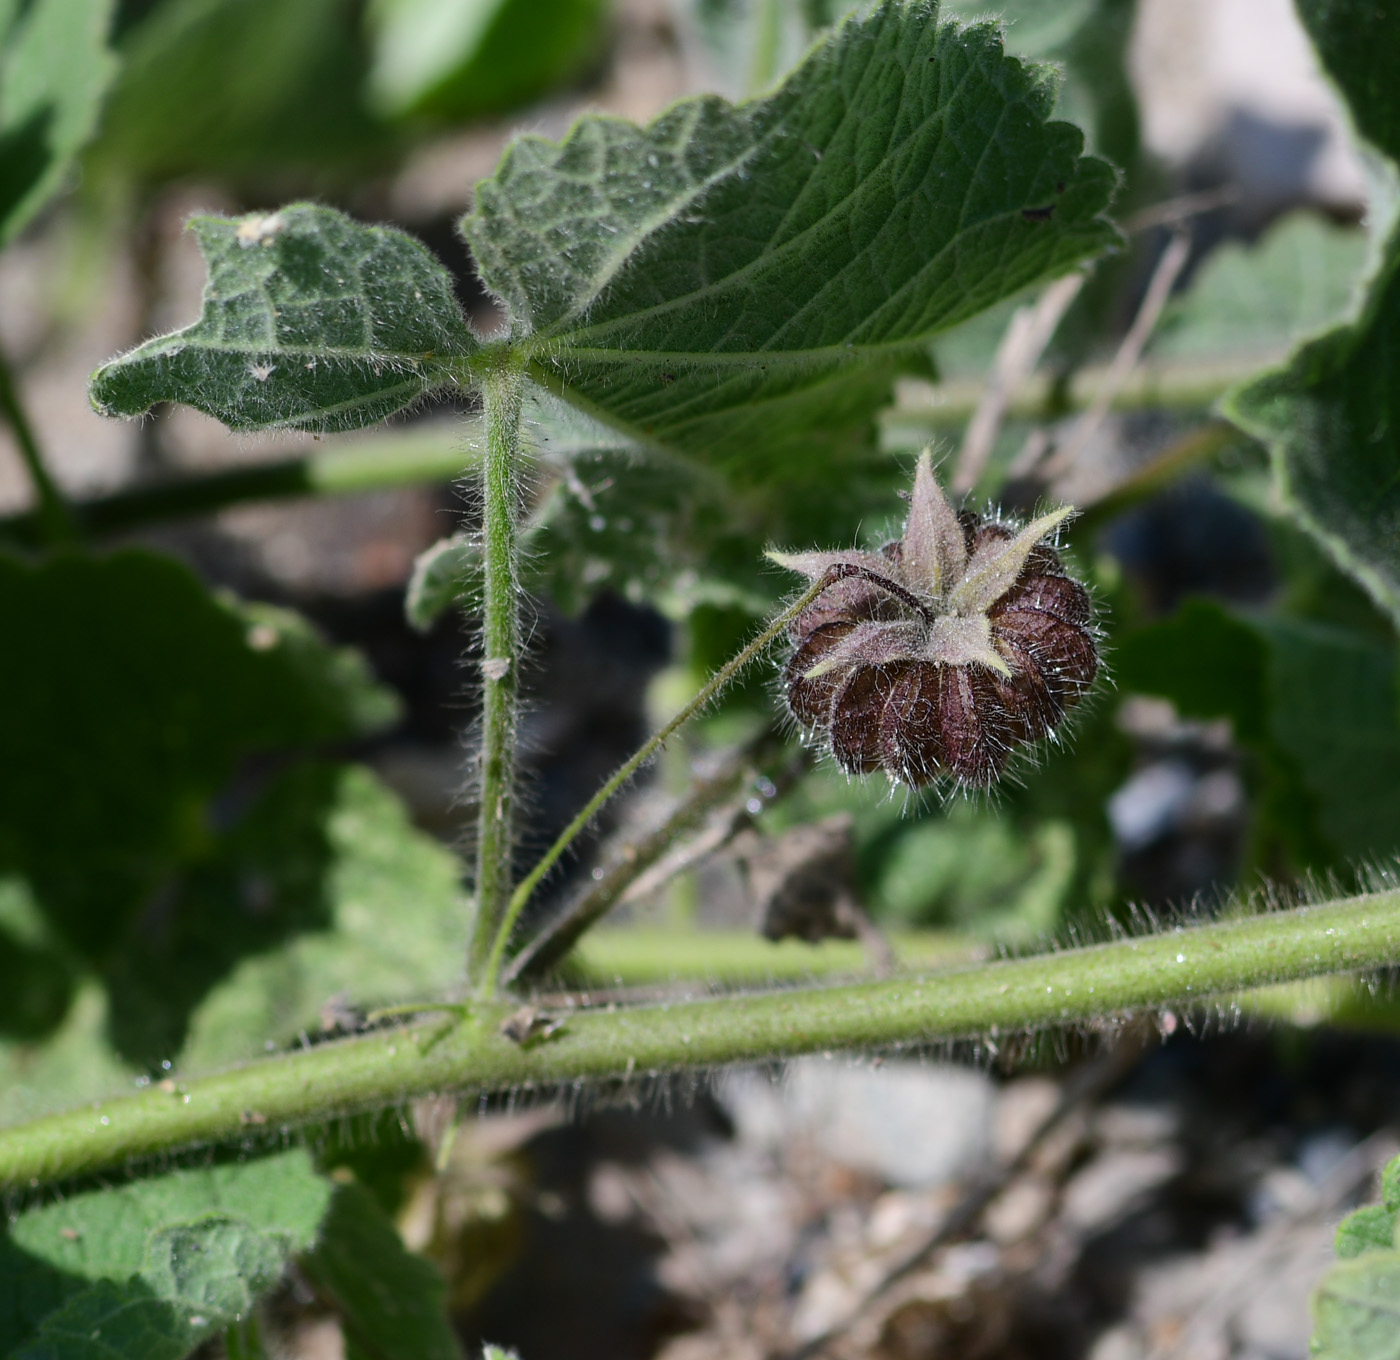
[1226,0,1400,625]
[0,0,116,244]
[97,0,384,182]
[366,0,610,122]
[1116,598,1400,874]
[1311,1152,1400,1359]
[300,1181,461,1360]
[1152,214,1369,368]
[0,551,473,1088]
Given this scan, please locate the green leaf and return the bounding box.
[177,764,466,1073]
[1115,599,1400,869]
[0,764,464,1114]
[13,1278,201,1360]
[1311,1252,1400,1360]
[0,0,117,246]
[1222,3,1400,625]
[945,0,1140,172]
[1337,1206,1400,1259]
[1154,213,1369,369]
[1294,0,1400,161]
[0,1150,332,1357]
[464,0,1119,476]
[0,979,135,1127]
[405,532,480,631]
[89,204,476,433]
[1225,236,1400,626]
[366,0,609,121]
[94,0,387,182]
[300,1182,458,1360]
[0,550,397,968]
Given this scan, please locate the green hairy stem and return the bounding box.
[3,892,1399,1189]
[468,351,528,985]
[478,573,835,995]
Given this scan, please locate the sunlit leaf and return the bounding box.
[90,205,476,433]
[0,1151,331,1358]
[465,0,1119,476]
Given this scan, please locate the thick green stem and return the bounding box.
[2,893,1399,1189]
[469,353,527,986]
[479,573,834,995]
[0,349,75,545]
[0,427,480,549]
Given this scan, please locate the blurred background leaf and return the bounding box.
[366,0,610,123]
[0,0,116,246]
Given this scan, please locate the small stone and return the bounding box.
[984,1175,1055,1244]
[1062,1147,1183,1234]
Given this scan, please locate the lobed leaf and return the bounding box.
[89,204,476,433]
[464,0,1120,476]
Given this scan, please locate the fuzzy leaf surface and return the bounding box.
[1227,241,1400,626]
[1223,2,1400,623]
[0,1151,331,1357]
[300,1182,458,1360]
[0,0,116,246]
[464,0,1119,475]
[89,204,476,433]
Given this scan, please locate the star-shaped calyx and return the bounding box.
[769,453,1098,788]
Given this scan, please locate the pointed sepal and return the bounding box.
[950,505,1074,615]
[900,451,967,598]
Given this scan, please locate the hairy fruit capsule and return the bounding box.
[771,453,1098,789]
